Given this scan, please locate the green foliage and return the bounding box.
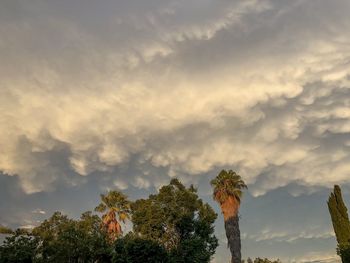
[168,234,217,263]
[328,185,350,244]
[253,258,281,263]
[328,185,350,262]
[113,234,168,263]
[0,230,38,263]
[0,211,113,263]
[33,211,113,263]
[243,258,282,263]
[338,243,350,263]
[132,178,218,262]
[210,169,247,203]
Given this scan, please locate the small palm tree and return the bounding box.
[211,170,247,263]
[95,191,131,241]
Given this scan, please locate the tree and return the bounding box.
[95,191,131,242]
[242,258,281,263]
[32,211,74,262]
[210,170,247,263]
[328,185,350,263]
[113,234,168,263]
[32,211,113,263]
[132,178,218,263]
[0,229,38,263]
[77,211,114,262]
[253,258,281,263]
[1,211,114,263]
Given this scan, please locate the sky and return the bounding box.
[1,0,350,262]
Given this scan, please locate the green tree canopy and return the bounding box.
[0,230,38,263]
[113,234,168,263]
[131,178,218,263]
[242,258,282,263]
[1,212,113,263]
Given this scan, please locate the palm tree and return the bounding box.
[95,190,131,241]
[210,169,247,263]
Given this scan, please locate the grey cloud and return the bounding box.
[1,0,350,195]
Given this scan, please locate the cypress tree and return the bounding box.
[327,185,350,262]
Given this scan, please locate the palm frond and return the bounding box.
[211,169,247,203]
[96,190,131,241]
[94,203,107,213]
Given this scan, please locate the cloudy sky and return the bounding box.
[1,0,350,262]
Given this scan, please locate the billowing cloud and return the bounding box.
[0,0,350,207]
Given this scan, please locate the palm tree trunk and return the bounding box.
[225,215,241,263]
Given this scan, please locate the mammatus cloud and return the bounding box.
[0,0,350,196]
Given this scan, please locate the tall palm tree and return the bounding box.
[210,169,247,263]
[95,190,131,241]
